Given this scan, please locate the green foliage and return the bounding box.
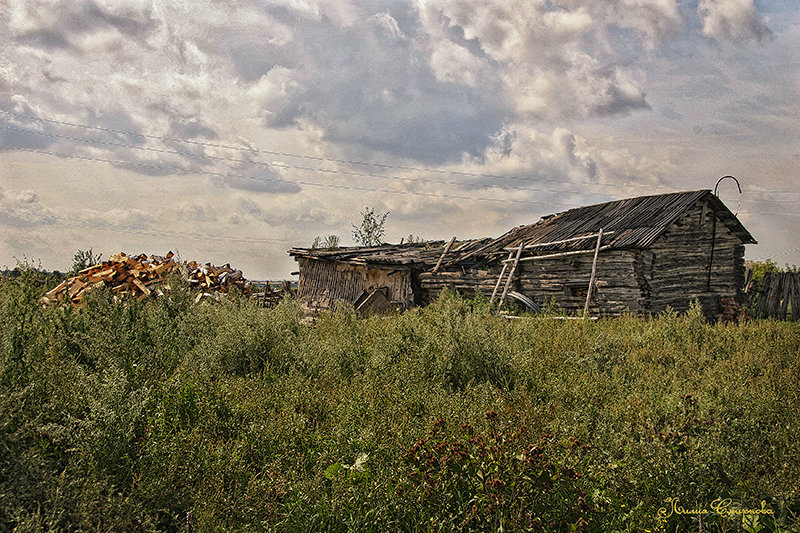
[748,259,799,284]
[403,234,425,244]
[398,414,595,531]
[311,234,341,250]
[69,248,103,275]
[351,207,388,246]
[1,276,799,531]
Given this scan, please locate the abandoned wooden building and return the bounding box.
[288,190,757,318]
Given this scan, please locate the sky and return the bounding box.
[1,0,798,279]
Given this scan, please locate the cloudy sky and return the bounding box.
[1,0,798,279]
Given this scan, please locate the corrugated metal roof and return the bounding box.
[462,190,756,260]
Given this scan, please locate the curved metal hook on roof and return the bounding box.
[714,175,742,216]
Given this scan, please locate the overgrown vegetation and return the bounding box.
[351,207,388,246]
[1,266,799,532]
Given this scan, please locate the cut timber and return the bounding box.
[583,228,604,318]
[503,245,613,263]
[131,277,151,296]
[68,279,86,298]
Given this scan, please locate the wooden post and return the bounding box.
[432,236,457,274]
[583,228,604,318]
[779,272,791,320]
[499,243,525,309]
[490,250,514,304]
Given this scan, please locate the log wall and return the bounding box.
[420,202,748,318]
[418,269,497,304]
[296,258,414,311]
[635,202,745,317]
[420,251,641,316]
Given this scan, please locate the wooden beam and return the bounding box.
[502,245,612,263]
[490,249,515,304]
[502,230,614,252]
[499,243,525,308]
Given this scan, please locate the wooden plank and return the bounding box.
[779,273,791,319]
[792,274,800,321]
[131,277,151,296]
[45,280,69,297]
[499,243,525,308]
[68,279,86,298]
[490,249,515,304]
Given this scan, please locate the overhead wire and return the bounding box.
[7,211,295,245]
[750,247,800,261]
[3,109,797,197]
[0,124,618,200]
[1,144,596,208]
[3,110,799,252]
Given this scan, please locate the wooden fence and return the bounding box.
[746,271,800,321]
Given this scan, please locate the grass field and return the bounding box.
[1,268,799,532]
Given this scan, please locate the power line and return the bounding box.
[6,142,800,217]
[4,109,797,197]
[0,124,619,200]
[1,143,594,208]
[750,247,800,261]
[10,211,296,245]
[0,109,635,187]
[6,123,800,210]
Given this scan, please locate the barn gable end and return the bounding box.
[634,199,749,316]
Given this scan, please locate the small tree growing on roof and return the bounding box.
[311,234,340,250]
[352,207,389,246]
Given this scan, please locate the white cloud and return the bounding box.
[698,0,773,43]
[1,0,796,276]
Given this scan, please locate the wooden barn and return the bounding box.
[288,190,756,318]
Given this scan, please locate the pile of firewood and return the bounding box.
[183,261,252,302]
[41,252,177,306]
[41,252,252,307]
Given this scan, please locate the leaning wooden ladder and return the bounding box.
[490,242,525,309]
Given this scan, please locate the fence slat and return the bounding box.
[752,272,800,321]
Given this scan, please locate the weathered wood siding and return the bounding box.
[296,257,414,310]
[420,251,641,315]
[634,202,745,317]
[418,269,497,304]
[515,250,641,315]
[421,203,746,318]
